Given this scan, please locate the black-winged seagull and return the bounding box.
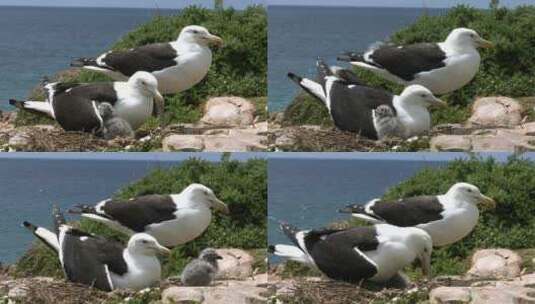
[68,183,229,248]
[339,182,496,247]
[338,28,494,94]
[23,206,170,291]
[288,58,446,139]
[269,222,432,283]
[9,71,164,133]
[71,25,223,94]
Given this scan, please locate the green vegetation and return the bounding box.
[282,4,535,126]
[16,5,267,127]
[14,156,267,279]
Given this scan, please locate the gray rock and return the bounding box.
[430,135,472,151]
[429,286,471,304]
[201,97,256,127]
[467,249,522,279]
[215,249,255,280]
[162,135,205,152]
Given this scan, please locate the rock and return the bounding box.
[470,286,535,304]
[468,96,523,127]
[429,286,471,304]
[430,135,472,151]
[201,97,256,127]
[518,122,535,136]
[470,131,535,152]
[467,249,522,279]
[215,249,255,280]
[162,287,205,304]
[203,130,266,152]
[162,135,205,152]
[8,131,31,150]
[161,282,267,304]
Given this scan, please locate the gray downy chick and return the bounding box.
[372,105,406,140]
[98,102,135,140]
[181,248,223,286]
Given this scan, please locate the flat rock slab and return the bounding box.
[162,280,267,304]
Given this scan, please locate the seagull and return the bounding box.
[288,58,446,139]
[269,222,432,283]
[71,25,223,94]
[9,71,164,132]
[23,206,170,291]
[338,28,494,94]
[339,182,496,246]
[181,248,222,286]
[68,183,229,247]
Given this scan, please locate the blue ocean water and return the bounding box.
[0,153,262,264]
[0,6,175,111]
[267,6,447,112]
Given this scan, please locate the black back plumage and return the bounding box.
[101,43,178,76]
[367,196,444,226]
[60,228,127,291]
[99,195,177,232]
[50,82,118,132]
[328,83,394,139]
[363,43,446,81]
[304,227,379,283]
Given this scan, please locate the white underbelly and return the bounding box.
[419,211,478,246]
[111,262,161,290]
[114,100,153,130]
[154,60,210,94]
[368,243,413,282]
[145,211,211,247]
[412,55,480,94]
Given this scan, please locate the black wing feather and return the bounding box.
[103,43,178,76]
[369,43,447,81]
[305,227,379,283]
[369,196,444,226]
[101,194,177,232]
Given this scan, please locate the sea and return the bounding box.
[0,6,176,111]
[267,153,517,263]
[0,152,262,264]
[268,5,448,112]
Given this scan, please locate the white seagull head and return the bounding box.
[178,25,224,47]
[445,28,494,50]
[400,85,447,108]
[127,233,171,256]
[446,182,496,209]
[129,71,164,103]
[181,183,230,214]
[406,227,433,279]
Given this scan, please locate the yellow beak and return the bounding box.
[477,37,494,48]
[479,194,496,209]
[153,89,165,117]
[207,34,224,47]
[213,198,230,214]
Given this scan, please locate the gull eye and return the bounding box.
[467,189,473,193]
[141,240,149,244]
[420,94,427,98]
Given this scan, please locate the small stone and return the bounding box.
[8,132,31,150]
[429,286,471,304]
[162,135,205,152]
[430,135,472,151]
[468,96,523,127]
[162,287,204,304]
[467,249,522,279]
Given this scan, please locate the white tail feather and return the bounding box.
[34,227,60,252]
[22,101,55,118]
[272,244,312,264]
[300,78,326,104]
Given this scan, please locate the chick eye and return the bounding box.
[420,94,427,98]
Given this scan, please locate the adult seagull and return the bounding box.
[23,206,170,291]
[269,222,432,283]
[69,183,229,247]
[71,25,223,94]
[339,182,496,246]
[288,58,446,139]
[9,71,164,132]
[338,28,494,94]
